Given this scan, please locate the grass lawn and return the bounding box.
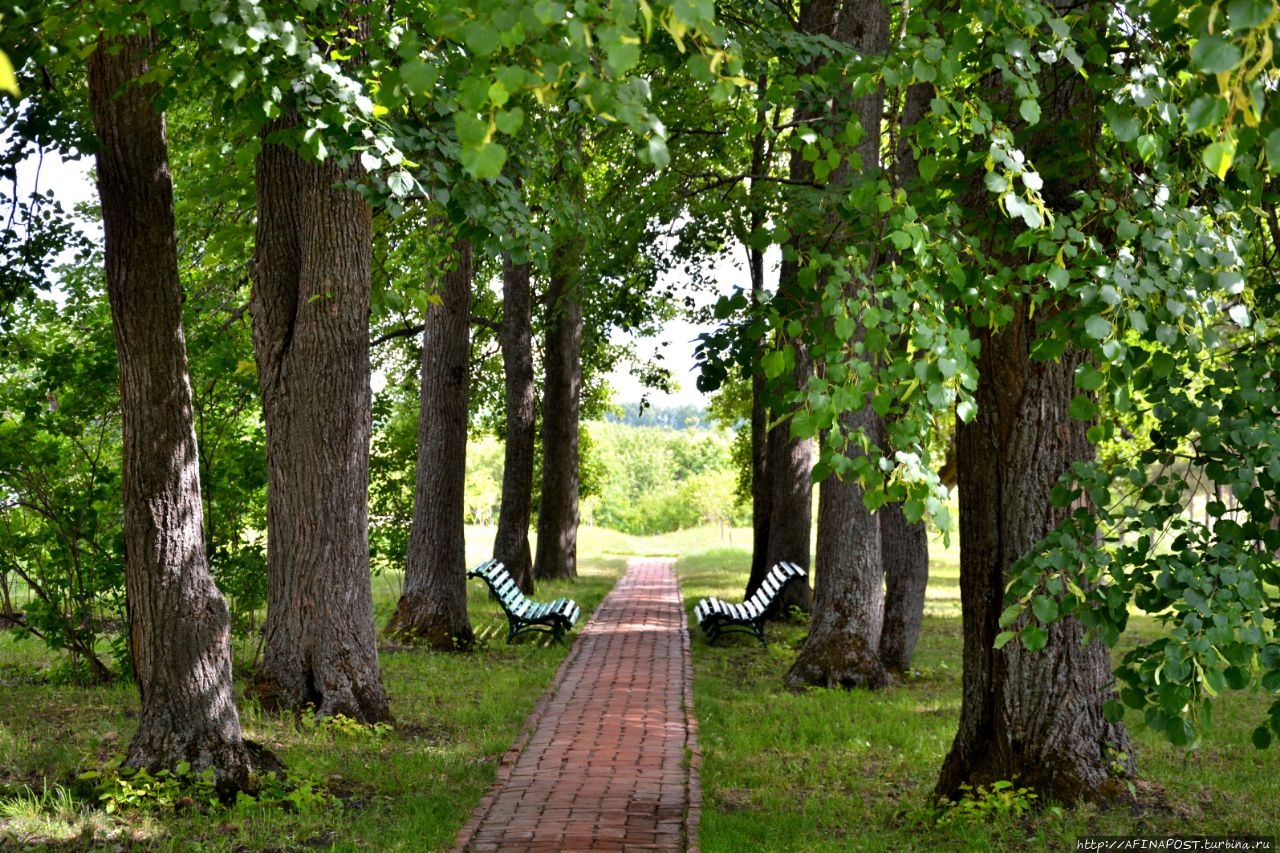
[679,537,1280,851]
[1,524,1277,850]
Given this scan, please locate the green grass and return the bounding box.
[2,525,1278,850]
[679,538,1280,851]
[0,527,622,851]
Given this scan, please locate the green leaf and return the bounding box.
[994,630,1017,650]
[761,350,787,379]
[1265,129,1280,169]
[495,107,525,135]
[1021,625,1049,652]
[1186,95,1228,134]
[1190,36,1243,74]
[1227,0,1272,30]
[998,603,1023,628]
[1084,315,1112,340]
[1106,105,1140,142]
[399,58,440,92]
[1103,699,1125,723]
[1069,394,1097,421]
[464,20,502,56]
[461,141,507,179]
[1253,726,1273,749]
[1019,98,1040,125]
[648,137,671,169]
[1032,595,1059,624]
[1202,139,1236,179]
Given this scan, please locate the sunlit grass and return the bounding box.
[678,538,1280,851]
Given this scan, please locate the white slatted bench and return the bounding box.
[693,561,807,645]
[467,559,581,644]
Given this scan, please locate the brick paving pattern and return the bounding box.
[454,558,701,853]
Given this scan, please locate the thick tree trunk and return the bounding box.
[386,238,476,650]
[248,112,391,723]
[935,306,1132,804]
[534,234,584,582]
[88,31,257,794]
[785,403,890,689]
[879,501,930,672]
[493,256,536,594]
[777,0,890,680]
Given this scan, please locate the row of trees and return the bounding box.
[4,0,1278,816]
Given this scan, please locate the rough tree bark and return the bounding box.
[386,238,476,650]
[936,310,1133,803]
[87,30,259,793]
[756,303,814,615]
[248,110,391,722]
[936,0,1133,806]
[879,502,930,672]
[493,255,536,594]
[534,233,585,582]
[783,0,890,689]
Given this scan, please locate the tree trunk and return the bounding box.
[878,79,935,675]
[386,238,476,650]
[87,31,258,794]
[879,501,929,672]
[935,306,1132,804]
[534,234,584,582]
[493,256,536,594]
[248,112,391,723]
[785,403,890,689]
[756,330,814,614]
[749,369,771,588]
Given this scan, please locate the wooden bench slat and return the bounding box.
[467,560,580,644]
[693,561,806,646]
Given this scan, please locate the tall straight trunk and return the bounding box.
[936,308,1132,803]
[386,238,476,650]
[879,502,929,672]
[878,81,934,674]
[785,403,889,689]
[248,111,391,722]
[493,256,536,594]
[756,310,814,614]
[747,77,774,591]
[88,31,257,793]
[783,0,889,690]
[534,233,584,582]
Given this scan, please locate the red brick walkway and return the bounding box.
[453,558,701,853]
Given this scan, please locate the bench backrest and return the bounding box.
[468,560,530,610]
[742,561,805,612]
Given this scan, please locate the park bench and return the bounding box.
[466,559,581,644]
[693,561,807,646]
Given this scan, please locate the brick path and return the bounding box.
[453,558,701,853]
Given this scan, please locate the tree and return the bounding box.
[248,106,391,721]
[86,28,258,793]
[783,0,892,691]
[534,210,586,582]
[493,255,537,593]
[386,238,476,650]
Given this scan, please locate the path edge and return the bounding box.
[450,593,599,853]
[675,559,703,853]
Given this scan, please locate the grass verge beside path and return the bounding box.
[679,543,1280,852]
[0,528,623,851]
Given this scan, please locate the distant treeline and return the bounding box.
[604,403,710,430]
